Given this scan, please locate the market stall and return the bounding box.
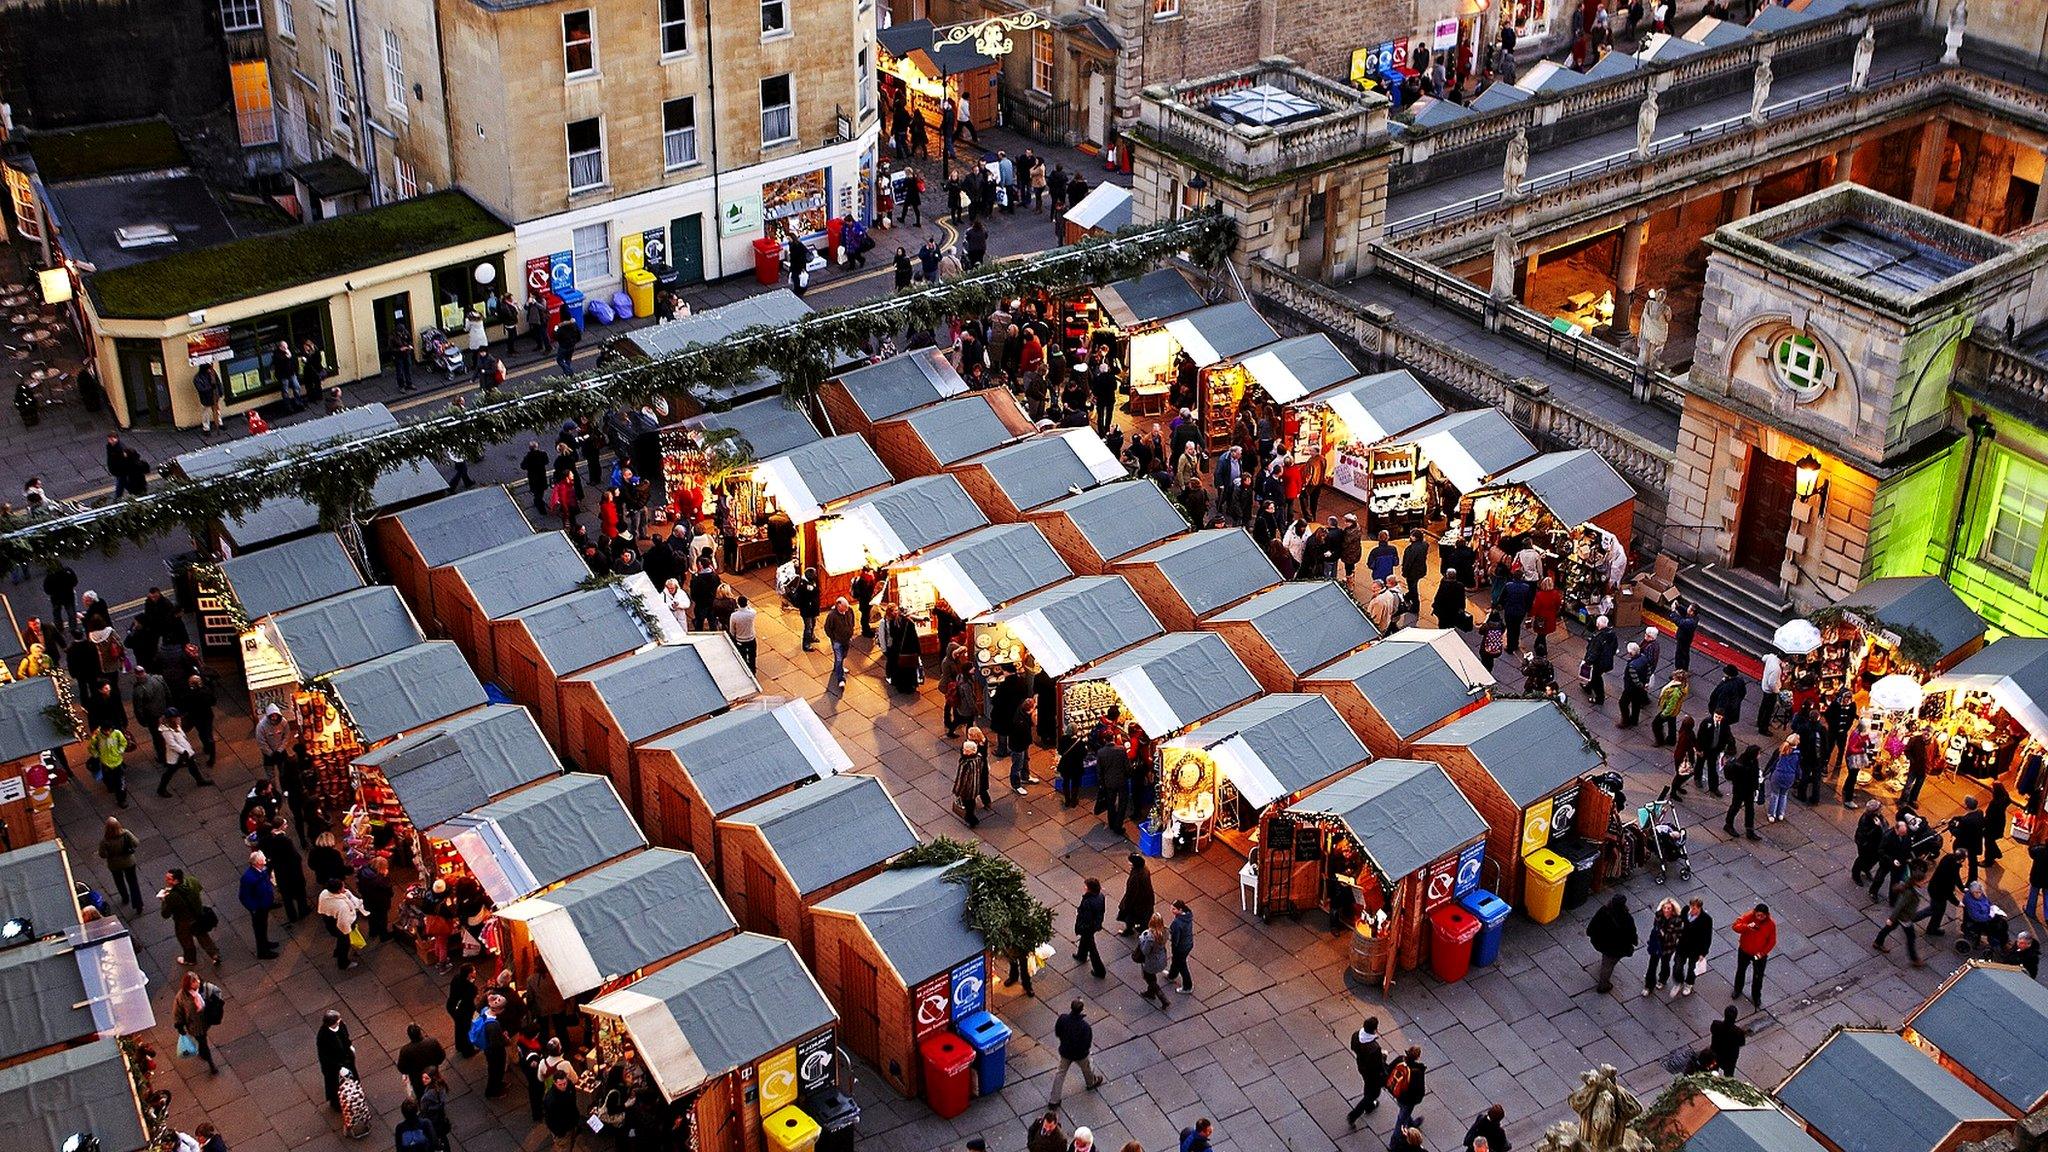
[353,704,562,845]
[972,575,1163,681]
[216,531,365,622]
[1026,479,1189,575]
[820,348,970,438]
[0,842,79,943]
[1160,301,1281,451]
[616,291,824,415]
[815,474,990,577]
[430,772,645,909]
[637,698,850,868]
[427,533,591,681]
[888,522,1071,627]
[662,425,892,575]
[496,847,737,1000]
[1777,1031,2007,1152]
[877,19,999,136]
[1201,580,1378,693]
[949,428,1127,523]
[1086,267,1208,417]
[1276,758,1487,991]
[716,773,919,959]
[1464,450,1636,622]
[1303,629,1494,757]
[557,637,759,815]
[869,391,1034,481]
[371,485,536,626]
[1061,631,1261,748]
[1112,528,1283,632]
[492,588,657,750]
[0,1038,150,1152]
[0,678,76,849]
[813,862,988,1098]
[1919,638,2048,801]
[1803,576,1988,706]
[240,585,427,724]
[1904,962,2048,1117]
[581,933,838,1152]
[1291,368,1446,527]
[1155,693,1369,861]
[1409,699,1604,906]
[1229,334,1359,409]
[309,642,489,827]
[1381,409,1539,531]
[0,932,153,1065]
[1061,183,1132,245]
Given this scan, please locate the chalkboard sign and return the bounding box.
[1295,823,1322,860]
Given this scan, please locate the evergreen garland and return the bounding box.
[1807,604,1947,671]
[0,213,1233,569]
[892,836,1055,960]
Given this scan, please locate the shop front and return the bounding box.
[0,679,75,849]
[877,19,1002,136]
[1027,479,1190,575]
[1921,639,2048,810]
[1155,693,1369,862]
[870,391,1035,481]
[557,639,760,815]
[950,428,1128,523]
[1090,267,1209,419]
[715,773,919,960]
[1060,632,1261,762]
[662,427,892,576]
[889,523,1072,628]
[372,486,537,627]
[1202,580,1380,693]
[430,773,645,912]
[1464,449,1637,624]
[815,474,991,582]
[1290,368,1445,524]
[314,642,490,858]
[1303,629,1493,758]
[429,533,591,682]
[973,575,1164,690]
[636,699,851,870]
[353,705,563,849]
[1112,528,1283,633]
[821,348,971,437]
[240,585,427,726]
[495,847,736,1001]
[493,587,660,751]
[1158,301,1282,451]
[1795,577,1988,716]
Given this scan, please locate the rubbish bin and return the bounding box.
[803,1087,860,1152]
[1461,888,1512,967]
[626,269,656,318]
[753,237,784,286]
[1139,820,1164,857]
[763,1106,820,1152]
[555,288,586,328]
[955,1010,1011,1094]
[649,262,682,295]
[1556,836,1603,910]
[1524,849,1572,925]
[536,289,563,333]
[1427,904,1482,983]
[918,1031,974,1119]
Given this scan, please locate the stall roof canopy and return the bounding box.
[1038,480,1187,563]
[358,704,561,831]
[970,429,1127,512]
[1778,1030,2005,1152]
[500,849,734,998]
[623,291,817,401]
[896,393,1030,467]
[220,533,363,619]
[982,576,1164,677]
[1125,529,1282,619]
[1234,334,1359,403]
[1294,759,1486,882]
[1074,631,1261,737]
[834,474,989,565]
[268,585,424,679]
[685,396,822,461]
[0,1038,149,1152]
[1472,450,1635,529]
[503,589,649,677]
[832,348,969,423]
[589,933,834,1102]
[1836,577,1987,664]
[565,643,754,744]
[1094,266,1206,328]
[644,698,850,816]
[756,434,892,523]
[0,676,69,764]
[818,863,982,984]
[1312,629,1492,739]
[0,843,77,942]
[1398,408,1538,492]
[1416,698,1600,806]
[327,641,488,744]
[1927,638,2048,743]
[1176,694,1370,810]
[1297,369,1445,444]
[457,773,645,897]
[449,533,590,619]
[725,773,916,895]
[912,523,1072,619]
[387,485,535,569]
[1065,183,1132,233]
[1207,580,1378,676]
[1905,964,2048,1109]
[0,940,94,1063]
[1683,1109,1830,1152]
[1163,301,1280,367]
[877,18,997,74]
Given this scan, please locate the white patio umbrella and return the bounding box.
[1868,674,1925,714]
[1773,619,1823,655]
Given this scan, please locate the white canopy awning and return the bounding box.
[1926,638,2048,744]
[1396,409,1538,493]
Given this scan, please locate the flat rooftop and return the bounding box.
[1709,184,2017,309]
[1775,220,1976,295]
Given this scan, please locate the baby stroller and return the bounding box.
[419,327,464,377]
[1639,798,1692,884]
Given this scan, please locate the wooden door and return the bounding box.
[580,710,611,779]
[838,941,880,1058]
[744,857,780,936]
[695,1076,737,1152]
[659,784,693,849]
[669,215,704,283]
[1733,452,1798,578]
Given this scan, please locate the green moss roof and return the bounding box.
[28,120,188,185]
[86,191,512,320]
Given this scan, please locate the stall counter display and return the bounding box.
[1329,442,1427,527]
[296,687,365,816]
[661,431,779,571]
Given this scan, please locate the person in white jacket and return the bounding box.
[1757,652,1783,734]
[157,709,210,797]
[317,876,367,971]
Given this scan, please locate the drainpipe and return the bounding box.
[1942,412,1995,580]
[344,0,384,204]
[705,0,725,280]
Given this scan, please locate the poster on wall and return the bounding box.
[621,230,647,276]
[1455,840,1486,896]
[1548,784,1580,844]
[1422,854,1460,911]
[912,973,951,1040]
[525,256,552,297]
[1433,17,1459,49]
[1521,797,1554,856]
[1330,449,1374,503]
[949,954,987,1021]
[757,1048,798,1115]
[548,251,576,294]
[186,326,233,367]
[721,195,763,237]
[763,169,830,240]
[796,1031,836,1095]
[641,227,669,268]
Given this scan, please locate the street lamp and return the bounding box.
[1793,452,1829,516]
[1187,171,1209,212]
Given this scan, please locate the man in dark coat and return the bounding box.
[1073,877,1106,978]
[1047,1000,1104,1106]
[1723,747,1762,840]
[1115,853,1153,935]
[1850,800,1887,885]
[1708,1007,1747,1076]
[316,1011,356,1110]
[1095,740,1130,835]
[1707,664,1748,723]
[1586,617,1619,706]
[1587,894,1638,993]
[1345,1017,1386,1126]
[1463,1105,1510,1152]
[1400,530,1430,618]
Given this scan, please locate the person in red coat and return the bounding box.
[1729,904,1777,1007]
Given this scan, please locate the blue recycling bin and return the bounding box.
[1461,888,1511,967]
[1138,820,1164,857]
[955,1010,1011,1094]
[554,287,587,326]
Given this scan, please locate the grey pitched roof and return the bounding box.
[1778,1031,2005,1152]
[1298,369,1444,443]
[0,677,69,764]
[875,18,996,74]
[449,533,590,618]
[504,589,649,677]
[685,396,822,461]
[1470,81,1531,111]
[1234,334,1359,402]
[838,474,989,561]
[226,460,446,547]
[326,642,488,744]
[1906,964,2048,1110]
[1126,529,1281,617]
[983,576,1164,673]
[913,523,1072,618]
[0,843,77,941]
[219,533,363,619]
[601,933,834,1095]
[1181,694,1369,798]
[1076,632,1261,734]
[624,291,816,401]
[1683,1109,1829,1152]
[0,940,94,1063]
[174,404,396,478]
[1836,577,1987,663]
[817,863,983,982]
[1163,301,1280,366]
[1293,759,1485,882]
[1410,97,1474,129]
[1415,699,1602,806]
[540,849,735,983]
[1399,408,1538,492]
[268,586,424,679]
[1064,183,1132,232]
[566,645,739,744]
[1207,581,1378,675]
[0,1038,149,1152]
[1039,480,1187,562]
[1316,636,1486,740]
[468,773,645,891]
[388,486,535,568]
[1475,450,1634,528]
[642,700,846,816]
[770,435,892,509]
[971,432,1124,512]
[899,395,1024,466]
[726,774,916,895]
[1094,266,1205,327]
[357,704,561,830]
[832,348,968,422]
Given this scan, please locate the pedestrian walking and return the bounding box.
[97,816,142,912]
[953,740,983,829]
[1653,670,1690,746]
[1047,999,1106,1106]
[1587,894,1638,993]
[1924,848,1964,935]
[1074,877,1107,978]
[1644,897,1682,997]
[318,875,368,971]
[395,1101,435,1152]
[1464,1105,1509,1152]
[1723,745,1762,840]
[1951,796,1989,882]
[1344,1017,1386,1127]
[316,1010,357,1111]
[1136,914,1170,1008]
[157,710,211,795]
[801,571,831,653]
[1693,710,1731,796]
[1729,903,1776,1007]
[1618,643,1650,727]
[1116,853,1154,936]
[1873,866,1929,966]
[448,963,479,1057]
[1386,1046,1427,1137]
[1183,1118,1216,1152]
[173,970,224,1074]
[1764,735,1800,823]
[160,868,222,967]
[1026,1112,1066,1152]
[543,1067,580,1151]
[1165,899,1195,993]
[88,725,129,807]
[1585,615,1617,706]
[1675,897,1712,995]
[1708,1007,1747,1076]
[397,1023,447,1100]
[239,850,279,959]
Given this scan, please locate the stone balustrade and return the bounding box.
[1959,335,2048,409]
[1134,58,1389,184]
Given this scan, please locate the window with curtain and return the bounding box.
[663,98,699,170]
[563,10,596,76]
[761,74,793,143]
[1984,452,2048,580]
[566,117,605,191]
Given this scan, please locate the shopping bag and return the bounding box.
[177,1034,198,1059]
[348,923,367,949]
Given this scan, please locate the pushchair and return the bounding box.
[1639,798,1692,884]
[419,327,464,377]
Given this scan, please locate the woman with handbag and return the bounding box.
[1135,914,1171,1009]
[317,875,368,971]
[172,970,223,1074]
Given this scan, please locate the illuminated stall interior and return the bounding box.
[1222,333,1360,422]
[1113,528,1282,633]
[430,533,591,680]
[371,485,536,626]
[715,773,918,956]
[353,704,563,877]
[890,522,1072,635]
[1156,693,1369,859]
[820,348,969,437]
[1301,628,1493,758]
[1090,266,1208,418]
[1373,408,1539,533]
[432,772,645,915]
[1062,631,1260,752]
[1158,301,1281,451]
[1465,450,1636,622]
[1201,580,1379,694]
[1288,369,1445,528]
[1922,638,2048,794]
[876,19,1000,134]
[815,473,990,578]
[496,847,736,1000]
[636,698,850,867]
[1027,478,1190,575]
[973,575,1164,696]
[950,428,1127,523]
[868,390,1035,481]
[665,394,824,545]
[0,679,78,849]
[1803,577,1987,705]
[321,642,490,863]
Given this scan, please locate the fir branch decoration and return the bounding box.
[893,837,1056,959]
[1808,605,1947,671]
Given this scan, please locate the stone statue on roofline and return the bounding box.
[1750,58,1774,124]
[1492,230,1518,301]
[1942,0,1966,65]
[1635,89,1659,160]
[1503,129,1529,201]
[1850,25,1876,90]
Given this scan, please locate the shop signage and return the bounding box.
[1455,840,1486,896]
[641,227,669,268]
[1330,448,1374,503]
[185,326,233,367]
[1549,784,1580,843]
[0,775,23,802]
[1422,855,1460,910]
[757,1047,798,1115]
[912,973,952,1039]
[796,1031,835,1095]
[949,954,987,1020]
[1434,17,1459,48]
[763,169,830,240]
[720,194,763,237]
[548,251,576,294]
[1520,796,1554,855]
[621,230,647,276]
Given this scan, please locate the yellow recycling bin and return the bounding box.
[1523,848,1572,925]
[764,1106,821,1152]
[626,269,656,318]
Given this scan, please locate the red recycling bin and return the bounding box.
[1428,905,1483,983]
[753,237,783,286]
[919,1031,974,1119]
